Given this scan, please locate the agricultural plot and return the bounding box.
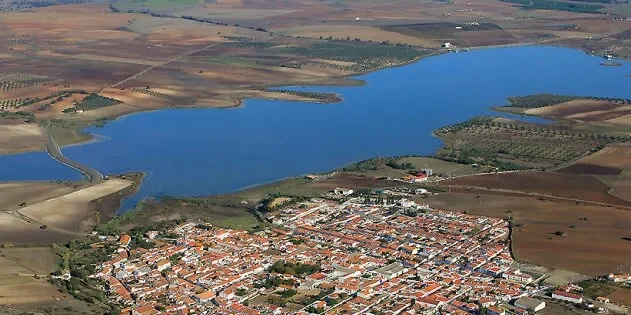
[0,98,25,111]
[505,93,631,109]
[216,40,429,73]
[63,93,121,113]
[1,91,86,113]
[501,0,606,14]
[111,0,201,13]
[131,88,197,105]
[0,73,54,92]
[269,41,429,72]
[434,116,627,169]
[264,89,340,103]
[384,22,503,39]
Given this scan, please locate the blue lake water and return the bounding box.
[1,46,630,211]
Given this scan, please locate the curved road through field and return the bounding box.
[45,126,103,183]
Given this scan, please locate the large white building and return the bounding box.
[552,290,583,304]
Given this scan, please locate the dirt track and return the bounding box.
[441,171,631,207]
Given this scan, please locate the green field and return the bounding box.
[112,0,202,12]
[434,116,627,170]
[63,94,121,113]
[500,0,606,13]
[505,94,631,109]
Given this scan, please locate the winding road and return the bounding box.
[45,126,103,182]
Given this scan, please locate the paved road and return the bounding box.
[45,126,103,182]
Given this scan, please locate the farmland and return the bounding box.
[557,144,631,202]
[1,0,631,312]
[0,73,54,92]
[62,93,121,113]
[439,171,631,206]
[433,116,627,170]
[0,0,629,157]
[420,190,631,276]
[0,3,440,154]
[0,246,101,314]
[501,0,606,14]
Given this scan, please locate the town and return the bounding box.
[92,192,609,315]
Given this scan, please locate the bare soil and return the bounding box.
[0,246,97,313]
[0,122,46,155]
[441,171,631,207]
[421,191,631,276]
[0,181,81,212]
[557,163,623,176]
[558,145,631,202]
[19,178,132,232]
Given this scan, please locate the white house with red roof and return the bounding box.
[552,290,583,304]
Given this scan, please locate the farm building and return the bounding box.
[552,290,583,304]
[514,297,546,312]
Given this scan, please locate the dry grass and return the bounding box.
[524,100,631,122]
[0,181,80,211]
[0,212,78,245]
[578,145,631,170]
[0,122,46,155]
[397,156,481,177]
[19,179,132,232]
[177,7,298,19]
[274,24,440,47]
[0,246,97,313]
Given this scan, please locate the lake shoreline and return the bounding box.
[0,41,615,158]
[1,45,630,212]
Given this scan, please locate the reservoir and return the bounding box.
[1,46,630,210]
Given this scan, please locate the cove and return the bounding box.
[1,46,631,211]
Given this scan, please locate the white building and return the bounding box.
[415,188,429,195]
[333,187,354,196]
[502,269,533,284]
[552,290,583,304]
[442,42,453,48]
[608,273,631,283]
